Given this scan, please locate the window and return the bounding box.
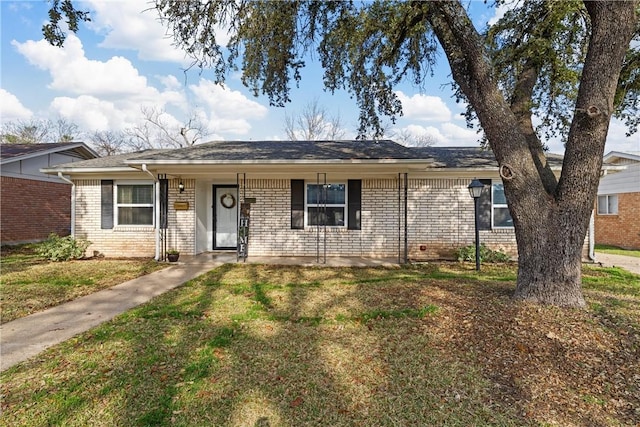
[492,182,513,228]
[290,179,361,230]
[116,183,154,225]
[307,183,346,226]
[597,195,618,215]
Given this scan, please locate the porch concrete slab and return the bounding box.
[228,254,401,267]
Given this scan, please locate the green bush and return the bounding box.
[456,244,511,263]
[36,233,91,262]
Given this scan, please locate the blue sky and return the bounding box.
[1,0,637,154]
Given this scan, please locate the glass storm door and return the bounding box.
[213,186,238,249]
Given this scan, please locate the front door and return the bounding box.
[213,186,238,249]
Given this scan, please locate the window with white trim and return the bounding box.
[491,182,513,228]
[306,183,346,226]
[115,182,154,226]
[597,194,618,215]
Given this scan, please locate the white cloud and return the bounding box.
[12,32,270,138]
[439,122,481,145]
[604,119,640,154]
[394,122,481,147]
[12,35,153,97]
[487,1,524,26]
[395,91,452,122]
[81,0,188,63]
[393,124,444,144]
[157,74,182,90]
[50,95,129,131]
[0,89,33,121]
[190,80,268,135]
[81,0,232,64]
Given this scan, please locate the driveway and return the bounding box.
[592,252,640,275]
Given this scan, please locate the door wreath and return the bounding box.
[220,193,236,209]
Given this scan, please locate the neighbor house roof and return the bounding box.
[603,151,640,164]
[42,148,172,173]
[0,142,98,165]
[42,140,566,173]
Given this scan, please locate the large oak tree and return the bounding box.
[46,0,639,307]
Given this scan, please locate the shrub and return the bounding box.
[456,244,511,263]
[36,233,91,262]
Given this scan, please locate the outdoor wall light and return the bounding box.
[467,178,485,271]
[178,181,185,193]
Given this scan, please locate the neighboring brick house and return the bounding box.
[595,151,640,250]
[43,140,585,261]
[1,142,98,244]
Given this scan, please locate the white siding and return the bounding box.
[598,163,640,195]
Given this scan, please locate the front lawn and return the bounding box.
[1,263,638,426]
[0,245,165,323]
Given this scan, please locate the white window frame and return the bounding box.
[491,181,514,229]
[597,194,618,215]
[114,180,155,227]
[305,182,347,227]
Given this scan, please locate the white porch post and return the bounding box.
[57,172,75,236]
[155,180,161,260]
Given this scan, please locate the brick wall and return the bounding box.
[237,178,403,257]
[0,176,71,244]
[74,179,156,257]
[240,178,518,259]
[72,176,592,259]
[407,178,518,260]
[165,178,195,254]
[594,192,640,249]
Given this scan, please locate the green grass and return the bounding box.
[595,244,640,258]
[1,263,638,426]
[0,244,166,323]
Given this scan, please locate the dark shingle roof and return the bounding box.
[42,140,564,171]
[133,140,417,162]
[411,146,564,169]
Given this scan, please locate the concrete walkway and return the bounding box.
[0,255,226,372]
[0,253,398,372]
[591,252,640,275]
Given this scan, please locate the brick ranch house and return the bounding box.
[43,140,590,262]
[595,151,640,250]
[1,142,98,244]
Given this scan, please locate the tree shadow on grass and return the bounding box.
[2,263,537,426]
[421,264,640,427]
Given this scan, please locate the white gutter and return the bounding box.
[142,164,161,261]
[57,172,76,237]
[588,211,596,262]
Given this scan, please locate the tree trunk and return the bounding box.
[511,203,589,307]
[427,1,637,307]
